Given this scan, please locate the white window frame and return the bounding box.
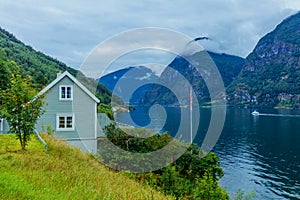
[0,118,3,132]
[56,114,75,131]
[59,85,73,101]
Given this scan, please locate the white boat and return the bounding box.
[251,110,259,116]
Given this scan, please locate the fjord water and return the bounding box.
[214,108,300,199]
[116,107,300,199]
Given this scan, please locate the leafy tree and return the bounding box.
[0,59,10,90]
[0,74,45,150]
[98,103,114,120]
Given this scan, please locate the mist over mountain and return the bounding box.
[139,12,300,109]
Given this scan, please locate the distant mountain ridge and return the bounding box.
[99,52,244,106]
[140,51,245,106]
[99,66,158,105]
[227,12,300,108]
[99,66,158,91]
[99,67,134,92]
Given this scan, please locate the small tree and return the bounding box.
[0,74,45,150]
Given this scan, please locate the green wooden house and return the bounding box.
[36,71,101,153]
[1,71,111,153]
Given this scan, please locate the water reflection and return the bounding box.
[215,108,300,199]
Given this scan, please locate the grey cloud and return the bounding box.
[0,0,299,71]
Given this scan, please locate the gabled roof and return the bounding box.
[37,71,100,103]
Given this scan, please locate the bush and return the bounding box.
[98,124,229,199]
[97,103,114,120]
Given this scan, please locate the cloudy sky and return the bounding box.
[0,0,300,76]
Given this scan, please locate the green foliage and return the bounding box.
[0,74,45,150]
[99,124,229,199]
[0,59,10,90]
[46,124,55,136]
[0,27,75,90]
[192,173,229,200]
[97,103,114,120]
[234,189,255,200]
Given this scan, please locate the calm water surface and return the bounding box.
[116,107,300,199]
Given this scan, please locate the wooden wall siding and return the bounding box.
[36,76,97,140]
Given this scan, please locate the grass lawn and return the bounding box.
[0,134,173,200]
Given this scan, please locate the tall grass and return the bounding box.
[0,134,173,200]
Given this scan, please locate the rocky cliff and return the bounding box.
[228,12,300,108]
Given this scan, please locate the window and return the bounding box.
[56,114,75,131]
[59,85,73,100]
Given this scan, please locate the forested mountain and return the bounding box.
[0,27,112,104]
[139,51,244,106]
[227,12,300,108]
[141,12,300,108]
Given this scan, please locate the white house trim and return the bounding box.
[37,71,100,103]
[95,102,97,139]
[56,113,75,131]
[59,85,73,101]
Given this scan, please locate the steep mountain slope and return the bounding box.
[140,51,244,106]
[209,52,245,86]
[228,12,300,108]
[0,27,111,104]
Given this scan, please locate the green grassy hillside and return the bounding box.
[0,134,172,200]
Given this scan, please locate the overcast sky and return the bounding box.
[0,0,300,75]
